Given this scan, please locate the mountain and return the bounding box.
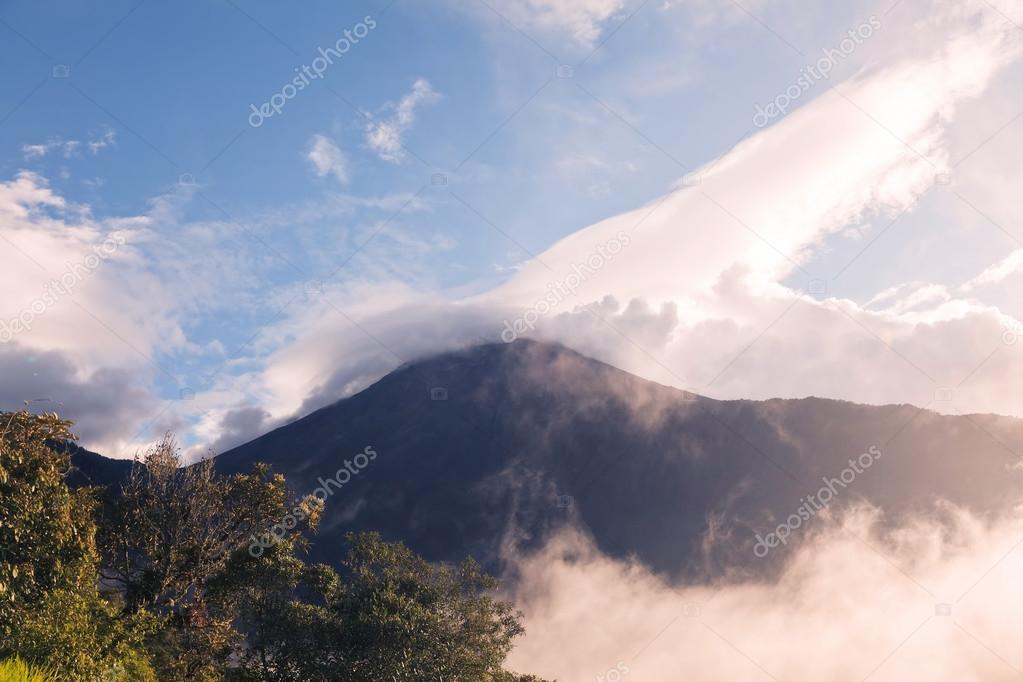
[63,441,133,489]
[207,339,1023,579]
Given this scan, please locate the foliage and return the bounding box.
[10,587,157,681]
[3,413,550,681]
[226,532,550,682]
[213,540,341,681]
[0,412,90,629]
[0,411,154,681]
[331,532,528,681]
[0,657,56,682]
[98,435,322,681]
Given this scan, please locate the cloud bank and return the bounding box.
[506,505,1023,681]
[225,0,1023,437]
[6,0,1023,459]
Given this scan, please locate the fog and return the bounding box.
[506,504,1023,681]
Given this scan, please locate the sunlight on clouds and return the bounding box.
[507,505,1023,681]
[215,0,1023,439]
[0,171,260,454]
[961,249,1023,291]
[9,0,1023,458]
[492,2,1021,309]
[0,171,153,368]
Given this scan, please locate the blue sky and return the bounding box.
[3,0,1023,456]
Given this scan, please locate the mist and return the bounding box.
[506,504,1023,681]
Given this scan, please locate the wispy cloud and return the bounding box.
[87,128,116,154]
[503,0,624,45]
[365,78,440,163]
[961,248,1023,291]
[21,129,116,160]
[307,134,350,184]
[219,0,1023,438]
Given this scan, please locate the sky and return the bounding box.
[2,0,1023,459]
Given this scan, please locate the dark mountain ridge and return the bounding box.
[195,339,1023,579]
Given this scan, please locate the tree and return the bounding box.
[97,435,321,680]
[4,417,551,681]
[229,532,553,682]
[0,411,153,681]
[210,539,341,681]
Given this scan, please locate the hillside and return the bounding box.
[206,339,1023,578]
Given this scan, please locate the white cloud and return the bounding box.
[503,0,624,45]
[506,505,1023,681]
[21,129,116,160]
[216,0,1023,436]
[21,144,50,160]
[365,79,440,163]
[10,0,1023,459]
[0,172,166,452]
[961,248,1023,291]
[87,128,116,154]
[307,134,350,184]
[492,9,1016,308]
[0,170,268,455]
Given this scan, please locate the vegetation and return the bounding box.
[0,411,154,680]
[0,658,56,682]
[0,411,550,681]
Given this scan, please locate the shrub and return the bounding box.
[0,657,56,682]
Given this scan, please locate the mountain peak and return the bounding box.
[212,340,1023,578]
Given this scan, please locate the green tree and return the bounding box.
[0,411,154,681]
[228,532,552,682]
[98,435,321,681]
[5,415,551,681]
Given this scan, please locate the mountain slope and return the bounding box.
[214,339,1023,578]
[64,442,133,489]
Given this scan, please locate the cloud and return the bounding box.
[505,505,1023,681]
[459,0,1023,411]
[961,248,1023,291]
[0,171,167,452]
[21,144,51,160]
[0,170,268,454]
[501,0,624,45]
[477,0,774,48]
[10,0,1023,460]
[307,134,350,184]
[203,406,274,455]
[491,14,1014,307]
[0,345,157,450]
[87,129,116,154]
[211,0,1023,439]
[21,129,116,160]
[0,171,155,368]
[365,79,440,163]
